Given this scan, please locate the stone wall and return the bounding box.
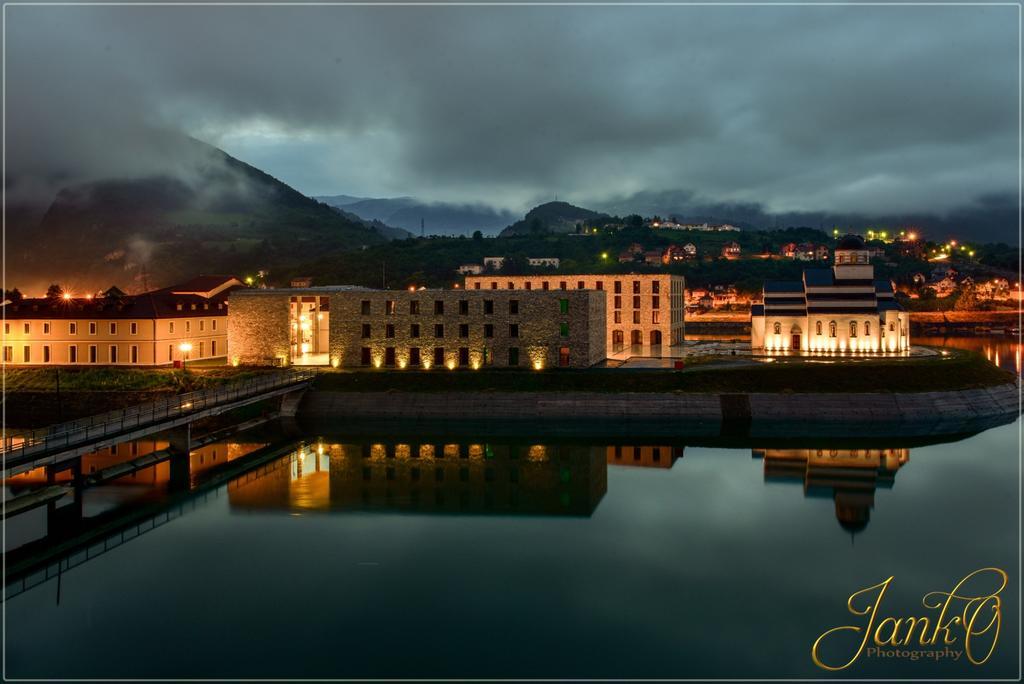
[328,289,604,369]
[227,292,291,365]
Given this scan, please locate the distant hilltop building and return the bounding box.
[457,263,484,275]
[750,234,908,353]
[526,257,560,268]
[650,220,739,232]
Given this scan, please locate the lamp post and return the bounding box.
[178,342,193,370]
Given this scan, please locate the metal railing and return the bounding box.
[1,369,315,461]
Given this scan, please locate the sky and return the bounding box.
[5,3,1019,219]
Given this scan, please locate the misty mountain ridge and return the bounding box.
[498,201,611,237]
[317,194,518,236]
[8,138,389,292]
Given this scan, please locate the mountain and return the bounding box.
[329,206,414,240]
[8,138,388,293]
[317,195,517,236]
[498,201,611,237]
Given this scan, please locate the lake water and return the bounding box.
[4,415,1019,679]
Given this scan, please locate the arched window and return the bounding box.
[849,321,858,337]
[864,321,871,336]
[829,321,837,338]
[815,321,822,335]
[773,321,782,335]
[889,321,895,331]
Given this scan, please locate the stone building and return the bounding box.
[228,287,606,369]
[750,234,909,353]
[0,275,242,366]
[464,273,685,354]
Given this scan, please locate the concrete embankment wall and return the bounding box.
[299,383,1019,438]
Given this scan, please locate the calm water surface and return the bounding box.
[4,415,1019,679]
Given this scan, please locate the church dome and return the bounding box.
[836,234,866,250]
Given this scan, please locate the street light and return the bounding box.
[179,342,193,370]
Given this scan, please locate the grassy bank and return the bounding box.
[312,352,1014,394]
[4,366,269,393]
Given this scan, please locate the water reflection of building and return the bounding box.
[228,441,607,516]
[606,445,683,469]
[754,447,909,533]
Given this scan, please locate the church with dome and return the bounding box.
[750,234,909,354]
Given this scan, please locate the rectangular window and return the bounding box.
[632,280,641,294]
[168,344,174,361]
[433,347,445,367]
[484,324,494,338]
[211,340,217,356]
[109,322,117,335]
[434,323,444,338]
[559,299,569,314]
[633,296,640,309]
[198,342,204,358]
[559,281,567,290]
[361,300,371,315]
[525,282,532,290]
[386,300,396,315]
[23,322,30,334]
[410,300,420,314]
[43,345,51,363]
[89,345,97,363]
[507,281,515,289]
[652,296,660,309]
[130,322,138,335]
[89,322,97,335]
[509,324,519,338]
[652,311,661,324]
[384,347,396,366]
[458,324,469,338]
[560,322,569,337]
[185,321,191,333]
[459,299,469,315]
[633,311,641,324]
[386,324,395,338]
[483,300,494,314]
[434,300,444,315]
[127,345,136,364]
[168,321,174,334]
[491,282,498,290]
[473,282,481,290]
[411,323,421,338]
[69,322,77,335]
[361,323,371,338]
[614,311,622,324]
[596,281,604,290]
[509,299,519,315]
[360,347,372,366]
[458,347,469,367]
[559,346,570,367]
[4,346,14,362]
[577,280,585,289]
[212,319,217,331]
[3,323,8,335]
[652,280,661,294]
[409,347,421,366]
[542,281,549,291]
[508,347,520,366]
[109,345,118,363]
[69,345,78,363]
[23,346,31,363]
[614,281,622,294]
[614,295,622,309]
[199,320,205,332]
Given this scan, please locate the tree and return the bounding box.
[3,288,23,302]
[472,230,483,241]
[45,283,64,299]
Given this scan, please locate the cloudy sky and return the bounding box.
[6,3,1019,216]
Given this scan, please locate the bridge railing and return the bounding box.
[1,369,315,461]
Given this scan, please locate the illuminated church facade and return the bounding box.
[751,234,909,354]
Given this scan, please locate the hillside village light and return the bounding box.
[601,252,608,260]
[62,292,72,300]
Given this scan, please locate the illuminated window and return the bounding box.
[386,300,396,315]
[815,321,822,335]
[829,321,837,337]
[773,322,782,335]
[889,322,895,331]
[864,321,871,336]
[849,321,858,337]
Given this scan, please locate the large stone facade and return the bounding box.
[464,273,685,354]
[229,287,606,369]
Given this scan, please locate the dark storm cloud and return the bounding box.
[5,4,1018,217]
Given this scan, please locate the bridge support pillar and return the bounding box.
[279,388,308,418]
[167,424,192,491]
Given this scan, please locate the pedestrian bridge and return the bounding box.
[2,370,315,477]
